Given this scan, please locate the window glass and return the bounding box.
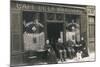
[47,13,55,20]
[89,17,95,23]
[65,15,80,43]
[56,14,63,21]
[23,12,45,51]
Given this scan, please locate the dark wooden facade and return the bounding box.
[10,1,89,66]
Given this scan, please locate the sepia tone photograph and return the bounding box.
[10,0,95,66]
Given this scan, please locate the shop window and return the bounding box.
[89,16,95,24]
[23,11,45,51]
[56,14,64,21]
[65,15,80,43]
[47,13,55,20]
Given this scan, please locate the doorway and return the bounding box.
[47,23,63,49]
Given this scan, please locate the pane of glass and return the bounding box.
[56,14,63,21]
[89,17,95,23]
[47,13,55,20]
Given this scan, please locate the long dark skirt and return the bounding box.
[46,49,58,64]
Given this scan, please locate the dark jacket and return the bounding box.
[56,42,65,50]
[44,44,51,50]
[67,40,75,47]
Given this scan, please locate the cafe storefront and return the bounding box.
[11,1,88,66]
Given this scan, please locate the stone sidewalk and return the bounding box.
[58,52,95,63]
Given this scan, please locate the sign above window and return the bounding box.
[11,1,83,15]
